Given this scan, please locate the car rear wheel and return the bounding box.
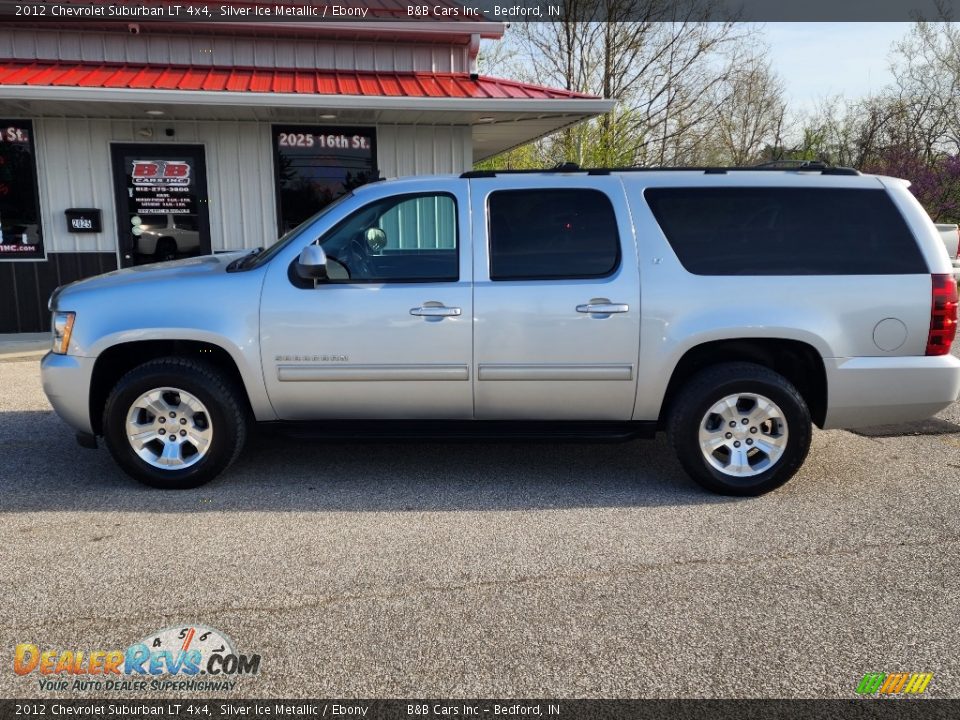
[667,362,812,496]
[103,358,247,489]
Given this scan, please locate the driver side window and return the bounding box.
[317,193,458,282]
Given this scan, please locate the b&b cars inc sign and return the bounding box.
[130,159,195,215]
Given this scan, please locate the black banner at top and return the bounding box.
[1,0,959,22]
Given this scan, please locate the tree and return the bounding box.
[484,1,743,167]
[478,14,959,229]
[790,95,902,169]
[709,47,787,165]
[865,148,960,222]
[890,20,960,158]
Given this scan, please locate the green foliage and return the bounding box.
[478,112,642,170]
[475,141,542,171]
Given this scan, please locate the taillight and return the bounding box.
[926,274,958,356]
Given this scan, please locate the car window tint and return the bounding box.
[488,189,620,280]
[645,187,927,275]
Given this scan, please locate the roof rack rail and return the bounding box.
[751,159,860,175]
[461,161,582,179]
[460,162,860,178]
[753,159,828,168]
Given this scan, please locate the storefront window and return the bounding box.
[273,125,377,234]
[0,120,43,260]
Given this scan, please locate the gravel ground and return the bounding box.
[1,344,958,699]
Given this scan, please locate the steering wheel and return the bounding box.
[338,233,374,279]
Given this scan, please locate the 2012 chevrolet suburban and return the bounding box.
[41,166,960,495]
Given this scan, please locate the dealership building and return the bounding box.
[0,15,611,332]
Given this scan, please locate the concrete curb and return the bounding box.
[0,333,50,359]
[0,350,47,362]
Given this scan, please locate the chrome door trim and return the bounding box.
[477,364,634,381]
[278,364,470,382]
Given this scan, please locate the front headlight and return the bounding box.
[51,312,76,355]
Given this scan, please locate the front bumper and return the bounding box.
[40,351,96,435]
[823,353,960,429]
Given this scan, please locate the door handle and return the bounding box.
[576,302,629,314]
[410,305,462,317]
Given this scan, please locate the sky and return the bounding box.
[759,22,914,116]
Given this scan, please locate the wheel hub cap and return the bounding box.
[698,393,788,478]
[125,387,213,470]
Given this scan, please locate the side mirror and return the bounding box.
[296,245,328,281]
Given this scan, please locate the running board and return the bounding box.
[258,420,658,443]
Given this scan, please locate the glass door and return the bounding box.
[111,144,211,267]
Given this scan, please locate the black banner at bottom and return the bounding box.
[0,700,958,720]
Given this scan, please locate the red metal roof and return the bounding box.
[0,59,597,100]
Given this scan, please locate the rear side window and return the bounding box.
[488,189,620,280]
[645,187,927,275]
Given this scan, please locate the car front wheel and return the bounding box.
[102,358,247,489]
[667,362,812,496]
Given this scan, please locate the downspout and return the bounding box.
[468,33,480,74]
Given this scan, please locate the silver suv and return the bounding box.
[41,167,960,495]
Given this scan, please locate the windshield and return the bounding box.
[244,192,355,270]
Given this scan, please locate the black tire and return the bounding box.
[154,237,177,262]
[667,362,812,496]
[102,357,247,489]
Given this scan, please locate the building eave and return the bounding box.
[0,85,614,116]
[0,86,612,160]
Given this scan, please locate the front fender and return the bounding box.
[85,328,276,423]
[59,263,275,422]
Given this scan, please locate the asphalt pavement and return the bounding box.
[1,345,959,699]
